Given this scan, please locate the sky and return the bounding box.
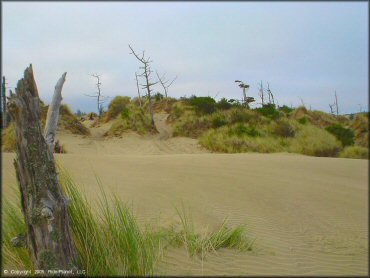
[2,2,368,114]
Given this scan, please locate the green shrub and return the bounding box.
[339,146,368,159]
[107,104,152,136]
[121,107,130,119]
[105,96,131,122]
[153,92,164,101]
[255,104,282,120]
[325,124,354,147]
[211,113,228,128]
[298,117,308,125]
[216,98,233,110]
[279,105,294,115]
[272,119,296,138]
[289,125,341,157]
[189,96,216,115]
[199,126,284,153]
[230,123,260,137]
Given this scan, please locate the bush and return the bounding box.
[325,124,354,147]
[216,98,233,110]
[105,96,131,122]
[107,104,152,136]
[211,113,228,128]
[229,123,260,137]
[199,126,283,153]
[59,105,90,135]
[255,104,282,120]
[298,117,308,125]
[272,119,296,138]
[279,105,294,115]
[339,146,368,159]
[189,96,216,115]
[153,92,164,101]
[289,125,341,157]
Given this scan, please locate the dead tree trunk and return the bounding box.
[44,72,66,155]
[7,65,77,271]
[135,72,142,108]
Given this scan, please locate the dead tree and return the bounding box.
[7,65,77,271]
[135,72,142,108]
[155,71,177,99]
[85,74,108,118]
[334,90,339,116]
[329,103,335,114]
[266,82,275,105]
[129,44,158,130]
[258,80,264,106]
[44,73,66,155]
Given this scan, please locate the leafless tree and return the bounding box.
[155,71,177,98]
[129,44,158,130]
[266,82,275,105]
[84,73,108,118]
[329,91,339,115]
[135,72,142,108]
[258,80,264,106]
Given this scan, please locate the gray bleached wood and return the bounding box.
[44,72,66,155]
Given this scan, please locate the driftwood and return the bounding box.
[44,72,66,155]
[7,65,77,271]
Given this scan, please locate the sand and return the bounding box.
[2,112,368,275]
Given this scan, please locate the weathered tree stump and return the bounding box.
[7,65,77,271]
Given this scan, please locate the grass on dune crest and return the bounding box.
[2,167,254,276]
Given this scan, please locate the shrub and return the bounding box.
[107,104,152,136]
[229,108,262,125]
[229,123,260,137]
[189,96,216,115]
[105,96,131,122]
[255,104,282,120]
[289,125,341,157]
[153,92,164,101]
[199,126,284,153]
[298,117,308,125]
[216,98,233,110]
[272,119,296,138]
[325,124,354,147]
[59,105,90,135]
[279,105,294,115]
[211,113,228,128]
[339,146,368,159]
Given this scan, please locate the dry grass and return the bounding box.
[339,146,368,159]
[1,123,16,152]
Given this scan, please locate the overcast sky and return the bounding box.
[2,2,368,114]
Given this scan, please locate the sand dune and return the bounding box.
[2,113,368,275]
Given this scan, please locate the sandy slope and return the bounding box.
[2,113,368,275]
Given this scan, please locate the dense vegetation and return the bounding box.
[168,96,368,159]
